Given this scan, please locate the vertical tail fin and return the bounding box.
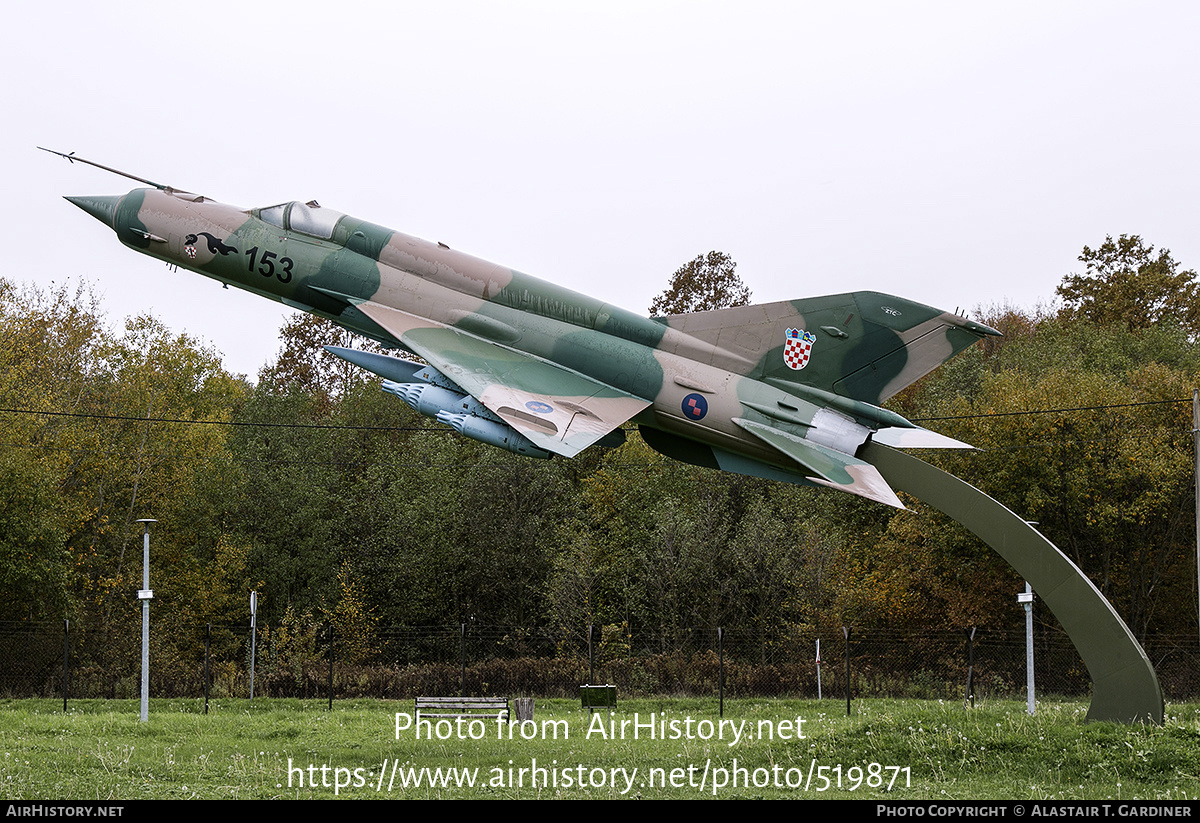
[657,291,999,405]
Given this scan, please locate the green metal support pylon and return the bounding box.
[864,442,1163,724]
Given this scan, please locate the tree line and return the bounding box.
[1,235,1196,675]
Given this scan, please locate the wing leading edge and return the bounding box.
[354,301,651,458]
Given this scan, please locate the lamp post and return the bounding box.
[1019,520,1039,717]
[135,519,157,723]
[1019,582,1035,716]
[249,591,257,700]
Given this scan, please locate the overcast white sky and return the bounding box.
[5,1,1198,378]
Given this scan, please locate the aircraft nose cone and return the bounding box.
[65,195,121,229]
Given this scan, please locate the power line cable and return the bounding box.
[913,397,1189,422]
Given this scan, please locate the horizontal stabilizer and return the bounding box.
[733,418,904,509]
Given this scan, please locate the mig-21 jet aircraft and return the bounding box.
[49,148,999,509]
[51,150,1173,726]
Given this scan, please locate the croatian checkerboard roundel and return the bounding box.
[783,328,816,370]
[681,393,708,420]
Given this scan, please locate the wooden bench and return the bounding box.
[415,696,510,723]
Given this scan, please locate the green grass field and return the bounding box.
[2,697,1198,799]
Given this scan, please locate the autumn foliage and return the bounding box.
[2,235,1198,691]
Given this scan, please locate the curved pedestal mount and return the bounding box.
[862,442,1164,724]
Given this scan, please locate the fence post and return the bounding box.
[324,623,333,710]
[816,639,822,700]
[62,619,69,712]
[718,627,724,718]
[460,623,467,697]
[588,623,595,685]
[964,627,976,709]
[204,623,211,715]
[843,626,852,716]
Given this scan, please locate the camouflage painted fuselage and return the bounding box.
[66,186,997,507]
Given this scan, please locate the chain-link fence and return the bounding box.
[2,620,1197,703]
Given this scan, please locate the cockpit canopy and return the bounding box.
[257,200,346,241]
